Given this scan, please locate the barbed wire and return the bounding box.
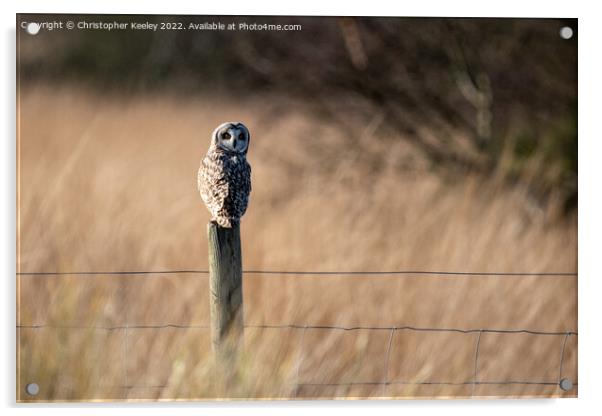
[99,379,577,391]
[245,324,577,336]
[16,323,577,336]
[17,323,210,330]
[16,269,577,277]
[296,380,568,387]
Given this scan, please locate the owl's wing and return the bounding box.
[244,159,252,194]
[199,156,229,209]
[233,159,251,218]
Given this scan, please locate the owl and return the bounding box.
[198,122,252,228]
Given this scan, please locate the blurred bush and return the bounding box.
[18,15,577,211]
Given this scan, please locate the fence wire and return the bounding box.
[17,269,577,397]
[17,322,577,396]
[17,269,577,277]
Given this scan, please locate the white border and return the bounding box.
[3,1,601,415]
[6,0,583,17]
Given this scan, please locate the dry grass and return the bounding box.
[16,87,577,401]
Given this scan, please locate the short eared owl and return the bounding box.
[198,122,252,228]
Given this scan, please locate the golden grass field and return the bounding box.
[16,86,577,401]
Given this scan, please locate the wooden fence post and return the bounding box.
[207,221,244,359]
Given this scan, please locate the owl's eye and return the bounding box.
[222,132,231,140]
[239,133,245,140]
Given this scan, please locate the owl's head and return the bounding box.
[212,122,250,155]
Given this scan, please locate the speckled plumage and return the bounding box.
[198,122,252,228]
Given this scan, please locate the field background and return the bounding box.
[17,15,577,401]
